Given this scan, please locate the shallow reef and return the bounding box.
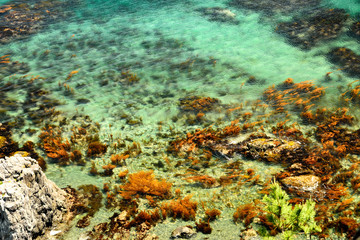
[229,0,321,16]
[328,47,360,77]
[276,8,349,49]
[2,0,360,239]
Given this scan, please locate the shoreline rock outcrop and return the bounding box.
[0,155,69,240]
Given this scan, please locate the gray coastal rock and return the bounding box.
[0,155,68,240]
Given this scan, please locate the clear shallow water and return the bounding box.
[2,0,360,239]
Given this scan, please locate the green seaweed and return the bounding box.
[261,181,322,239]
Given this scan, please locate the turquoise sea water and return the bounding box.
[2,0,360,239]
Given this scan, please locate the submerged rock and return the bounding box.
[196,7,239,24]
[350,21,360,39]
[209,134,305,164]
[281,174,321,192]
[229,0,320,15]
[171,226,196,239]
[0,0,77,43]
[276,9,348,49]
[328,47,360,77]
[279,174,329,200]
[178,96,219,114]
[240,228,260,240]
[0,155,68,240]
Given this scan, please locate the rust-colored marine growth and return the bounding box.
[39,125,71,165]
[66,69,79,80]
[168,127,219,156]
[302,107,353,126]
[69,149,83,164]
[110,153,129,165]
[89,161,98,175]
[125,209,162,229]
[0,54,11,64]
[328,47,360,77]
[118,169,129,179]
[119,170,172,200]
[161,195,198,221]
[168,120,240,159]
[102,163,116,176]
[20,141,47,170]
[185,175,220,188]
[120,70,140,84]
[68,184,103,228]
[263,79,325,114]
[0,5,11,14]
[233,203,260,226]
[330,217,360,239]
[87,141,107,157]
[179,96,219,113]
[196,220,212,234]
[205,209,221,221]
[0,0,75,43]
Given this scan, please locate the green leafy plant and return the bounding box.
[261,181,322,239]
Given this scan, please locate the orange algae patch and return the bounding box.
[205,209,221,221]
[102,163,116,176]
[0,54,11,64]
[0,5,11,14]
[196,220,212,234]
[119,170,172,200]
[125,209,162,229]
[185,174,220,188]
[179,96,219,113]
[39,125,71,165]
[233,203,260,227]
[263,78,325,114]
[110,153,129,165]
[118,169,129,179]
[331,217,360,238]
[69,149,82,162]
[87,141,107,156]
[168,120,240,157]
[161,195,198,221]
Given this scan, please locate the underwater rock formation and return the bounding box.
[209,133,306,164]
[0,55,30,77]
[350,21,360,39]
[328,47,360,77]
[179,96,219,114]
[229,0,320,15]
[281,175,320,192]
[0,0,76,43]
[276,9,348,49]
[84,210,159,239]
[196,7,239,24]
[171,226,196,239]
[0,155,68,240]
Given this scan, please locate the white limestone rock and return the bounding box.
[0,154,68,240]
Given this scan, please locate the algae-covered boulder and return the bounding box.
[0,155,68,240]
